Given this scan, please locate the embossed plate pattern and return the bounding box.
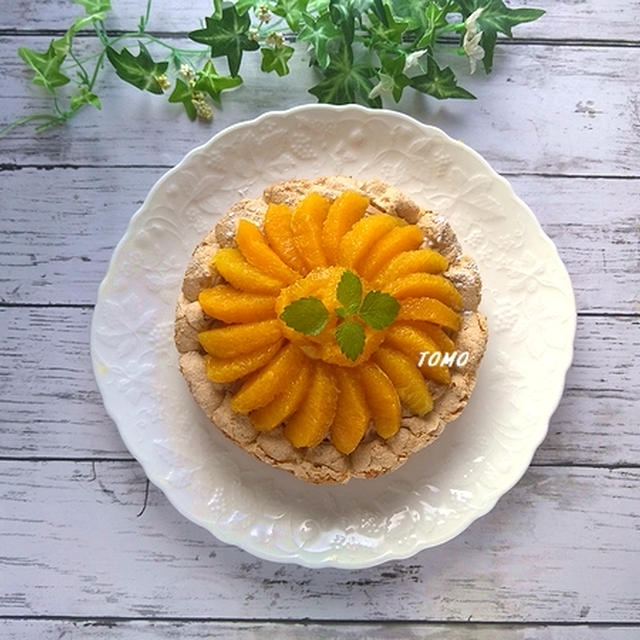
[91,104,576,569]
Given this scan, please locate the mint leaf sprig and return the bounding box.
[280,270,399,361]
[3,0,544,136]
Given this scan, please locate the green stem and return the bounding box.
[140,0,152,31]
[67,45,91,86]
[0,114,61,137]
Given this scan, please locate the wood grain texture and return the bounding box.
[1,168,638,312]
[1,620,640,639]
[1,308,638,464]
[1,0,639,41]
[1,39,640,176]
[1,461,639,620]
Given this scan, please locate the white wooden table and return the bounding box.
[1,1,639,637]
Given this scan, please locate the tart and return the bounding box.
[175,176,487,484]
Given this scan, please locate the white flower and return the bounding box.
[247,28,259,42]
[265,31,284,48]
[180,64,194,79]
[463,7,485,74]
[256,4,271,24]
[368,73,394,101]
[403,49,428,73]
[465,7,484,33]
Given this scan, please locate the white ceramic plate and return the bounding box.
[91,104,576,569]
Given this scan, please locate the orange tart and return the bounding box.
[175,176,487,484]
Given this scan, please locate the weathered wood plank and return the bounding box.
[1,39,639,176]
[0,307,638,465]
[1,0,638,42]
[1,169,638,312]
[0,461,639,620]
[1,620,639,639]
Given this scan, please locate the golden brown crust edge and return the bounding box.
[175,176,488,484]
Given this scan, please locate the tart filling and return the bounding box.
[175,176,487,484]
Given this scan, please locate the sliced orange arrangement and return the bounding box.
[196,190,464,455]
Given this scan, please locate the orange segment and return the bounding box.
[213,248,283,294]
[264,202,307,273]
[386,273,463,310]
[321,190,369,264]
[284,363,337,448]
[384,324,451,385]
[230,343,306,413]
[198,285,276,323]
[359,225,424,281]
[236,219,300,284]
[204,340,283,383]
[198,319,282,358]
[290,192,331,270]
[374,248,449,285]
[398,298,461,331]
[338,213,402,271]
[373,346,433,416]
[413,322,457,353]
[250,359,312,431]
[359,362,401,438]
[330,368,370,454]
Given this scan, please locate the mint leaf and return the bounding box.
[168,78,197,120]
[410,58,475,100]
[106,42,169,94]
[309,44,380,107]
[18,43,71,95]
[72,0,111,14]
[260,45,294,77]
[335,320,365,361]
[336,270,362,315]
[188,5,258,76]
[457,0,545,73]
[358,290,399,330]
[280,297,329,336]
[194,60,242,104]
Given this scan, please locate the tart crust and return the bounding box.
[175,176,488,484]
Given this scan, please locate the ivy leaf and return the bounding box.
[280,297,329,336]
[329,0,358,46]
[72,0,111,14]
[212,0,223,20]
[410,58,476,100]
[378,54,410,102]
[194,60,242,104]
[358,290,399,330]
[272,0,309,30]
[457,0,545,73]
[335,320,365,361]
[168,78,197,120]
[415,2,451,48]
[106,42,169,94]
[260,45,294,76]
[366,2,408,46]
[309,44,380,107]
[336,269,362,315]
[298,11,341,69]
[234,0,256,14]
[18,43,71,95]
[188,4,258,76]
[69,87,101,111]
